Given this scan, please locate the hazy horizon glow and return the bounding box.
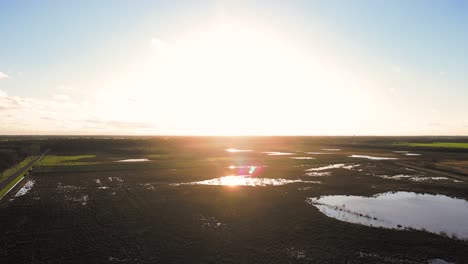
[1,1,468,135]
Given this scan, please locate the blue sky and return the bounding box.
[1,1,467,135]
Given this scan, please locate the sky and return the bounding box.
[1,0,468,135]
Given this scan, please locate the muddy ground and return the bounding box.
[0,137,467,263]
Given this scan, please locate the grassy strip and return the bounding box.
[38,155,97,166]
[1,156,37,182]
[395,142,468,149]
[0,172,26,200]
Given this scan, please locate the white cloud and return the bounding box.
[0,89,32,110]
[0,89,155,134]
[0,72,8,79]
[85,119,152,129]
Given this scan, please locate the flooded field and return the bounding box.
[115,158,150,162]
[350,154,398,160]
[14,180,35,197]
[290,156,315,160]
[307,191,468,240]
[180,175,320,186]
[0,137,467,263]
[263,151,295,155]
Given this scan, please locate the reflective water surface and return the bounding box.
[115,159,149,162]
[306,171,331,177]
[182,175,320,186]
[225,148,252,153]
[393,151,421,156]
[14,180,35,197]
[378,174,460,183]
[307,163,359,171]
[307,191,468,240]
[291,157,315,160]
[350,155,398,160]
[263,152,295,156]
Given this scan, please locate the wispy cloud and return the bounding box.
[1,88,155,134]
[85,119,153,129]
[0,89,32,110]
[0,72,8,79]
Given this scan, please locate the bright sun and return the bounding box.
[95,18,378,135]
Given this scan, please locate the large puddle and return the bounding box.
[393,151,421,156]
[350,155,398,160]
[225,148,252,153]
[378,174,461,183]
[307,164,359,171]
[180,176,320,186]
[307,192,468,240]
[263,151,295,156]
[115,159,149,162]
[306,171,331,177]
[14,180,35,197]
[291,157,315,160]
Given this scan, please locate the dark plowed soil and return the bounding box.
[1,137,467,263]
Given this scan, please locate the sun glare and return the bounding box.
[94,17,379,135]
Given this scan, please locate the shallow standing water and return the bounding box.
[115,159,149,162]
[225,148,252,153]
[307,191,468,240]
[349,155,398,160]
[180,176,320,186]
[263,151,295,155]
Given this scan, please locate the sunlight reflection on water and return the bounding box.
[349,155,398,160]
[263,152,295,156]
[225,148,252,153]
[115,159,149,162]
[182,175,320,186]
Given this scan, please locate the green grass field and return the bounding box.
[0,156,37,182]
[38,155,97,166]
[0,173,26,199]
[396,142,468,149]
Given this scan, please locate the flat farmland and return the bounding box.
[1,137,467,263]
